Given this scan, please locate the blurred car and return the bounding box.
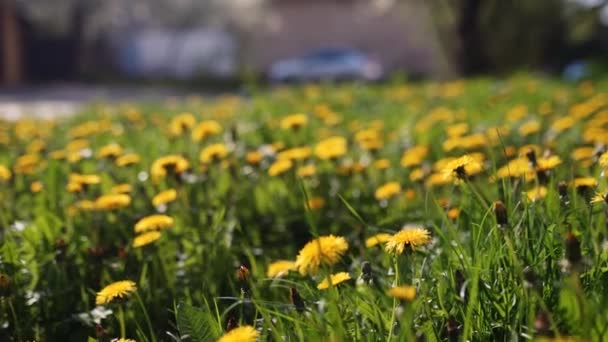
[268,48,383,83]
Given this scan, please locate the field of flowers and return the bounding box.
[1,75,608,341]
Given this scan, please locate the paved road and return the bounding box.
[0,83,197,120]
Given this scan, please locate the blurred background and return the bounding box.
[1,0,608,89]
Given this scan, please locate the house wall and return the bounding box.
[250,0,442,75]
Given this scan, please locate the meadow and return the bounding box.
[1,75,608,341]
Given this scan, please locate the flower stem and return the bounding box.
[118,304,126,338]
[136,292,157,342]
[387,257,400,340]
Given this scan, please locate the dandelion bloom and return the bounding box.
[591,192,608,204]
[169,112,196,136]
[95,280,137,305]
[111,183,132,194]
[14,154,42,174]
[385,227,431,255]
[217,325,259,342]
[246,151,263,165]
[297,164,316,177]
[200,143,230,164]
[599,151,608,169]
[151,155,190,180]
[30,181,43,193]
[95,194,131,210]
[317,272,351,290]
[387,285,416,302]
[280,113,308,130]
[374,159,391,170]
[365,233,392,248]
[375,182,401,200]
[268,159,293,176]
[295,235,349,276]
[441,155,483,181]
[278,147,312,161]
[134,214,174,233]
[133,231,162,248]
[0,165,11,181]
[525,186,548,201]
[571,177,597,190]
[400,145,428,168]
[306,196,326,210]
[69,173,101,186]
[314,136,347,160]
[266,260,296,278]
[153,189,177,207]
[116,153,141,167]
[97,143,123,159]
[191,120,222,142]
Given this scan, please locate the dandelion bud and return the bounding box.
[493,201,508,228]
[226,316,237,332]
[0,273,11,297]
[360,261,373,284]
[557,181,568,200]
[565,232,582,266]
[290,287,306,313]
[236,265,250,282]
[55,238,67,262]
[446,316,460,342]
[534,311,552,337]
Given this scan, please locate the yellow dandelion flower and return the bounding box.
[95,280,137,305]
[572,177,597,189]
[169,112,196,136]
[518,121,541,136]
[277,147,312,161]
[306,196,326,210]
[591,192,608,204]
[600,151,608,169]
[400,145,428,168]
[217,325,259,342]
[365,233,392,248]
[280,113,308,130]
[14,154,42,174]
[387,285,416,302]
[246,151,263,165]
[111,183,132,194]
[134,214,174,233]
[409,168,425,182]
[268,159,293,176]
[69,173,101,185]
[133,231,162,248]
[191,120,222,142]
[385,227,431,255]
[66,181,83,193]
[297,164,317,177]
[536,155,562,172]
[445,122,469,138]
[314,136,347,160]
[295,235,349,276]
[441,155,483,181]
[200,143,230,164]
[114,338,136,342]
[95,194,131,210]
[374,182,401,200]
[266,260,296,278]
[571,147,594,162]
[116,153,141,167]
[447,207,460,220]
[151,155,190,180]
[153,189,177,207]
[317,272,351,290]
[97,143,123,159]
[525,186,548,201]
[30,181,43,193]
[0,165,11,181]
[374,159,391,170]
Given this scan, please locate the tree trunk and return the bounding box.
[458,0,486,75]
[1,1,24,85]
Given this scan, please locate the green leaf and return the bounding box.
[176,303,221,342]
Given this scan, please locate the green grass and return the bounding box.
[1,75,608,341]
